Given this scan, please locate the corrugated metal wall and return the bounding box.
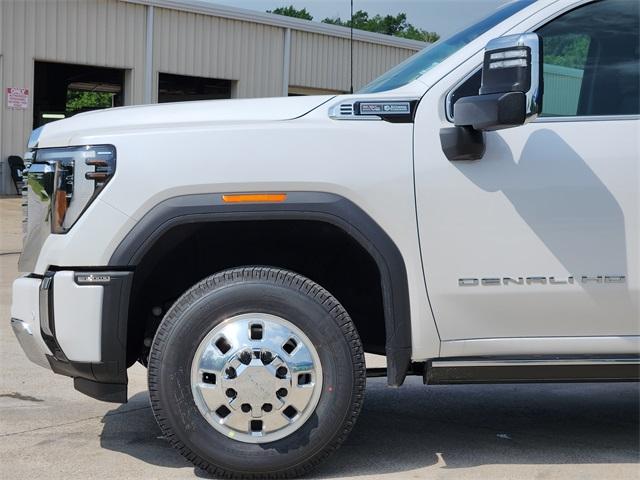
[0,0,147,194]
[290,31,416,92]
[152,7,285,99]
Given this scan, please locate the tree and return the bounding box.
[322,11,439,43]
[267,6,313,21]
[267,6,439,43]
[66,90,114,113]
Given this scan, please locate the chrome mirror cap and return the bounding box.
[482,32,543,124]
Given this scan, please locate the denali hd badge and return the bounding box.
[458,275,626,286]
[76,274,112,285]
[358,102,411,115]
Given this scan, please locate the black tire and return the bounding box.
[148,267,366,478]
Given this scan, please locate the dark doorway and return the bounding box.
[33,61,125,128]
[158,73,232,103]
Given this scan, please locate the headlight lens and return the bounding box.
[31,145,116,233]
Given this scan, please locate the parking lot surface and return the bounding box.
[1,197,638,479]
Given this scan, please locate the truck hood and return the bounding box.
[34,95,335,148]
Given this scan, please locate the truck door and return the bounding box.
[414,0,639,353]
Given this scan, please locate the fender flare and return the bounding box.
[110,192,412,386]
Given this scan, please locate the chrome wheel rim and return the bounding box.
[190,313,323,443]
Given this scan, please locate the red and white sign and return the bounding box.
[6,87,29,109]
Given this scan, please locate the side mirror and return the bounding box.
[441,33,543,161]
[455,33,543,130]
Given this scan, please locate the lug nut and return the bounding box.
[225,367,237,379]
[239,350,253,365]
[277,388,288,398]
[276,366,288,378]
[261,351,273,364]
[225,388,236,398]
[262,403,273,412]
[241,403,251,413]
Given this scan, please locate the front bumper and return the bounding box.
[11,318,50,369]
[11,270,133,403]
[11,275,51,367]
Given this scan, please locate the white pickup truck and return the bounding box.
[11,0,639,477]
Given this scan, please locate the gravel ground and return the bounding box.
[1,196,638,480]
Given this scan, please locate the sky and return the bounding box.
[207,0,511,38]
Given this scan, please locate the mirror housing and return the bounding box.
[454,33,543,131]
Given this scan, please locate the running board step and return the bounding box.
[426,357,640,384]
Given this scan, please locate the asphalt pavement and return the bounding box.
[1,196,638,480]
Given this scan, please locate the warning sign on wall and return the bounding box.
[6,87,29,109]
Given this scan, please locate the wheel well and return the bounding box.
[127,220,386,365]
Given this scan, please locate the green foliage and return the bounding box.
[402,24,440,43]
[322,11,439,43]
[66,90,114,113]
[267,6,439,43]
[267,6,313,21]
[27,176,48,202]
[544,35,590,69]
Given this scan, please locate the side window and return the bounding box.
[449,0,639,119]
[537,0,639,116]
[538,33,590,116]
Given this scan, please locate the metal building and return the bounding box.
[0,0,426,194]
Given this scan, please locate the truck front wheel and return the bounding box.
[148,267,365,478]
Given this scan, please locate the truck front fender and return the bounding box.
[110,192,412,386]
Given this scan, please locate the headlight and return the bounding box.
[30,145,116,233]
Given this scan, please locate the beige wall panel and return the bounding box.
[153,7,284,99]
[290,30,419,92]
[0,0,147,193]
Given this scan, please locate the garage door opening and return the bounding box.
[33,61,125,128]
[158,73,232,103]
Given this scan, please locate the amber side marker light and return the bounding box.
[221,193,288,203]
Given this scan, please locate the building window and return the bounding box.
[158,73,232,103]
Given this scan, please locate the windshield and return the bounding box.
[358,0,536,94]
